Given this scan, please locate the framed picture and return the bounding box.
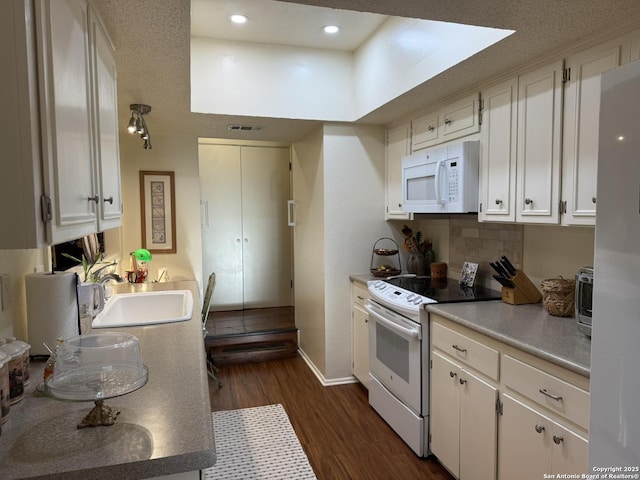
[459,261,479,288]
[140,171,176,254]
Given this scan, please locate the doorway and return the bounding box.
[199,141,295,362]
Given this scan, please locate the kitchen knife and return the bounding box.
[501,256,517,276]
[493,274,514,288]
[491,261,510,278]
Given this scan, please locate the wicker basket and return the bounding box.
[540,276,576,317]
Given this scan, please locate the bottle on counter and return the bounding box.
[425,241,436,273]
[44,338,64,384]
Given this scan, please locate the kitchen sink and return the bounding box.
[92,290,194,328]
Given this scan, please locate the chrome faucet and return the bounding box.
[98,273,125,285]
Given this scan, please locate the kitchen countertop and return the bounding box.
[0,280,216,480]
[350,273,591,378]
[427,301,592,378]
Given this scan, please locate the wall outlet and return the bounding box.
[0,274,10,311]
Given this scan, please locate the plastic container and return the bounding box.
[46,332,148,401]
[0,340,25,404]
[0,351,10,423]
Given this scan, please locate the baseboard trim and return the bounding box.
[297,348,360,387]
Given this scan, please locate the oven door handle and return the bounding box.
[365,305,421,340]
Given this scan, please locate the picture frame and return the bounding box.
[459,261,479,288]
[140,171,176,254]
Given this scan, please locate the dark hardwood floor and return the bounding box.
[208,355,454,480]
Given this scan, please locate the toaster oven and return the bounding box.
[575,267,593,337]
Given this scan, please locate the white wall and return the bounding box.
[119,133,203,290]
[191,38,354,121]
[291,127,326,373]
[353,18,513,117]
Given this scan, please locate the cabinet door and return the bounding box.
[200,144,244,309]
[551,420,589,476]
[89,6,122,231]
[499,394,551,480]
[430,351,461,476]
[479,78,518,222]
[515,61,563,224]
[352,303,369,387]
[36,0,98,243]
[412,112,439,151]
[459,369,498,480]
[440,93,481,143]
[562,43,622,225]
[385,123,413,220]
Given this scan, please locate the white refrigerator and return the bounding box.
[590,59,640,470]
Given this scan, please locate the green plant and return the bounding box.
[61,252,113,283]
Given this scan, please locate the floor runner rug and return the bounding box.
[202,404,317,479]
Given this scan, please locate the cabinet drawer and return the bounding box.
[431,322,499,381]
[502,355,589,429]
[352,282,369,308]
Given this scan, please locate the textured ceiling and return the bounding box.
[92,0,640,143]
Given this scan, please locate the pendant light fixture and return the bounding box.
[127,104,152,149]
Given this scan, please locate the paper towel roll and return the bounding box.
[26,272,79,356]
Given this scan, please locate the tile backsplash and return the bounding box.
[448,216,523,286]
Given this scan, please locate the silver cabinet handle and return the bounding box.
[553,435,564,445]
[356,295,365,301]
[427,125,435,132]
[449,371,457,378]
[592,197,597,204]
[539,388,563,401]
[444,118,452,125]
[103,196,114,204]
[452,344,467,353]
[535,424,545,433]
[524,198,533,205]
[87,195,99,203]
[459,378,467,385]
[495,199,502,205]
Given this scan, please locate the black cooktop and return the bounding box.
[383,276,503,303]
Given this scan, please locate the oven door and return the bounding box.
[366,299,422,414]
[401,149,447,213]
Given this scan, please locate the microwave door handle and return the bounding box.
[436,160,446,205]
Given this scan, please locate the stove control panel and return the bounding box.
[368,280,436,313]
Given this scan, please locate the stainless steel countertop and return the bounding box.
[0,280,216,480]
[426,301,591,377]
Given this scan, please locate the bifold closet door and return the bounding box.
[199,144,293,311]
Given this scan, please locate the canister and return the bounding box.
[0,351,10,423]
[0,340,25,404]
[6,338,31,385]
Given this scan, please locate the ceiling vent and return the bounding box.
[227,124,263,132]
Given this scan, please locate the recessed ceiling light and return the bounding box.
[322,25,340,34]
[230,14,248,24]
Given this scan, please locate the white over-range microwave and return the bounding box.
[401,140,479,214]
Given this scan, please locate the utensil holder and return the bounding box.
[502,270,542,305]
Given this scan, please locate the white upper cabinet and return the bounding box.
[36,0,98,244]
[479,77,518,222]
[0,0,121,248]
[385,123,413,220]
[89,5,123,231]
[561,41,624,226]
[515,60,564,224]
[411,93,480,152]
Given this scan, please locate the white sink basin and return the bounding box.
[92,290,194,328]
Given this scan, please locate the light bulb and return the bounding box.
[126,113,136,134]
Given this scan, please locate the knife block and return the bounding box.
[502,270,542,305]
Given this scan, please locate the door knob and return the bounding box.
[553,435,564,445]
[449,371,457,378]
[535,424,545,433]
[524,198,533,205]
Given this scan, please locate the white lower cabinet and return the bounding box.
[429,315,589,480]
[351,281,369,387]
[499,394,588,479]
[430,351,498,480]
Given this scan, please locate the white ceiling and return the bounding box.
[92,0,640,144]
[191,0,388,52]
